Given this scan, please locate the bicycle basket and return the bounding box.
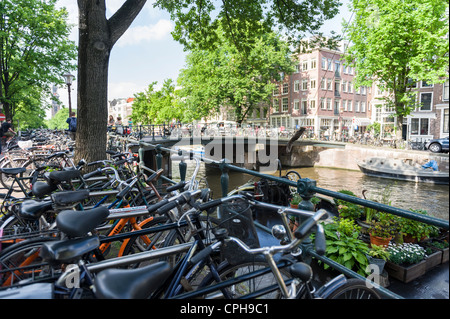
[219,199,260,265]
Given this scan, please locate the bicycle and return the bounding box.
[165,195,382,300]
[0,189,223,298]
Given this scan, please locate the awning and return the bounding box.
[352,117,371,126]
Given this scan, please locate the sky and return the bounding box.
[54,0,352,111]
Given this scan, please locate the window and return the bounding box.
[283,83,289,94]
[310,59,317,69]
[419,92,432,111]
[321,78,326,89]
[348,100,352,111]
[282,98,289,112]
[302,80,308,90]
[334,100,340,115]
[421,80,433,88]
[327,59,333,71]
[321,57,327,69]
[342,80,347,92]
[302,61,308,71]
[355,101,360,112]
[444,109,449,133]
[361,102,366,112]
[327,79,332,90]
[310,99,316,109]
[410,118,429,135]
[295,64,300,73]
[293,99,300,110]
[348,81,352,93]
[327,98,332,110]
[273,87,279,96]
[310,79,316,89]
[343,99,347,111]
[343,64,348,74]
[443,81,449,101]
[335,61,340,76]
[294,80,300,92]
[320,98,326,109]
[361,86,366,95]
[301,100,308,114]
[273,99,279,112]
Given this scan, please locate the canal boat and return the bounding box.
[357,157,449,185]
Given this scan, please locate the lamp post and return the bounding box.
[63,72,74,115]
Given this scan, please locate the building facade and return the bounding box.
[271,45,449,141]
[271,46,371,138]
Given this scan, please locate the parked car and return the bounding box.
[425,136,449,153]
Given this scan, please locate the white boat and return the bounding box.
[357,157,449,185]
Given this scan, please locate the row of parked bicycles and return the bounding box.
[0,132,383,299]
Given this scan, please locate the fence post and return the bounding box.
[296,178,317,264]
[178,149,187,182]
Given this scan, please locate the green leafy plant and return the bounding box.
[320,218,370,276]
[368,244,390,261]
[290,193,302,206]
[369,213,397,239]
[334,190,364,220]
[396,209,436,241]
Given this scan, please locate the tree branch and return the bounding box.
[108,0,148,46]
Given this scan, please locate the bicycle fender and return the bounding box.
[315,274,347,299]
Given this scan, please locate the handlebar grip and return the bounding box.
[166,181,186,192]
[155,200,179,215]
[198,199,222,211]
[314,224,326,256]
[83,168,103,179]
[294,217,317,239]
[147,199,169,213]
[116,185,131,199]
[155,191,191,214]
[190,244,217,265]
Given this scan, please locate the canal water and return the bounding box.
[171,160,449,221]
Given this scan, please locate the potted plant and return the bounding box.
[318,218,370,276]
[369,213,397,247]
[397,209,435,243]
[366,244,390,273]
[334,190,364,220]
[289,193,302,209]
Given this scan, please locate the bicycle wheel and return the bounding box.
[285,170,301,195]
[120,215,172,259]
[0,237,59,288]
[198,258,292,299]
[0,158,28,190]
[326,278,382,299]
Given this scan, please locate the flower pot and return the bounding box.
[370,234,392,248]
[385,260,427,283]
[366,254,387,273]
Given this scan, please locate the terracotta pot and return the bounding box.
[370,234,392,247]
[290,204,298,209]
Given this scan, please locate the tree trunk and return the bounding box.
[75,0,147,165]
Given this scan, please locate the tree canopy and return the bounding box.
[131,79,184,125]
[343,0,449,137]
[0,0,77,120]
[178,27,295,123]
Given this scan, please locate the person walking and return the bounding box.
[115,116,123,135]
[1,118,16,143]
[66,112,77,140]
